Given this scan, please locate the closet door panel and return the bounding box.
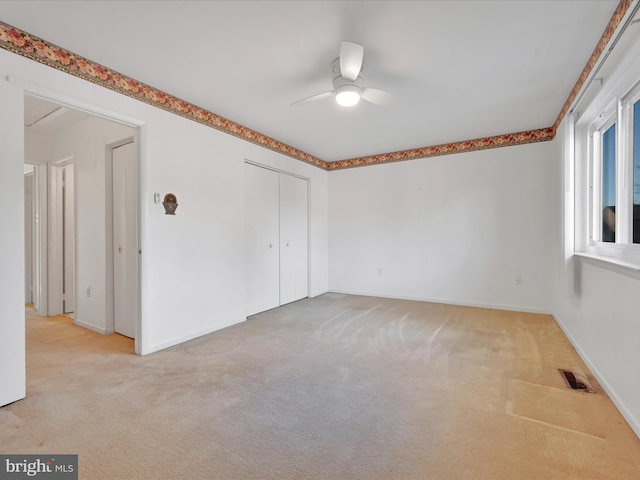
[280,174,308,305]
[245,164,280,316]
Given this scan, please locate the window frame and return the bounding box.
[576,34,640,267]
[620,84,640,244]
[589,111,617,245]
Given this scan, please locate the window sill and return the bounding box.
[574,252,640,280]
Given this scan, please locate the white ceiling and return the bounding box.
[1,0,621,161]
[24,95,91,136]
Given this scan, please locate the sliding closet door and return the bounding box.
[245,164,280,316]
[280,174,308,305]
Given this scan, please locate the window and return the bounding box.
[634,99,640,243]
[577,65,640,265]
[601,122,616,243]
[572,17,640,268]
[589,94,638,248]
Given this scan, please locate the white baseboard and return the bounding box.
[74,318,108,335]
[553,312,640,440]
[329,289,552,315]
[308,289,329,299]
[142,317,245,355]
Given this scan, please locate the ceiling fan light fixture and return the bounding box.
[335,84,361,107]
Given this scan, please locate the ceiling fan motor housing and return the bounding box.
[333,75,361,91]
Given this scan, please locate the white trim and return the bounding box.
[244,158,309,181]
[53,155,74,166]
[143,317,245,355]
[553,312,640,440]
[74,317,108,335]
[7,75,145,128]
[308,289,329,299]
[574,252,640,279]
[328,290,552,315]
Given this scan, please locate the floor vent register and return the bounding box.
[559,368,596,393]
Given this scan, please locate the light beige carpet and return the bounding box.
[2,294,640,479]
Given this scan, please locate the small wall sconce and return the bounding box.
[163,193,178,215]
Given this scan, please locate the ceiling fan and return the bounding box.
[291,41,394,108]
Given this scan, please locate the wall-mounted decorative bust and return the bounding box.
[163,193,178,215]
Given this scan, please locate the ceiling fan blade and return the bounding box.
[290,91,333,106]
[361,87,395,106]
[340,41,364,81]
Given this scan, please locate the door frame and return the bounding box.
[12,76,145,355]
[24,169,35,306]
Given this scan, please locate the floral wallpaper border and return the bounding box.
[0,21,326,170]
[327,128,555,170]
[0,0,630,171]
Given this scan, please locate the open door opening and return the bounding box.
[23,93,140,355]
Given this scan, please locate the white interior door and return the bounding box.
[32,164,47,316]
[63,164,75,314]
[112,141,137,338]
[0,79,26,407]
[48,165,64,316]
[245,163,280,316]
[48,162,75,315]
[279,174,308,305]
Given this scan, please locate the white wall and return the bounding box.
[141,115,329,352]
[329,142,554,313]
[0,79,25,406]
[25,130,51,165]
[49,116,135,332]
[552,116,640,438]
[0,48,329,355]
[3,18,638,442]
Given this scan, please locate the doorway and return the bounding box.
[23,93,141,353]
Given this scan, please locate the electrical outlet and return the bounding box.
[515,276,522,286]
[86,285,91,297]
